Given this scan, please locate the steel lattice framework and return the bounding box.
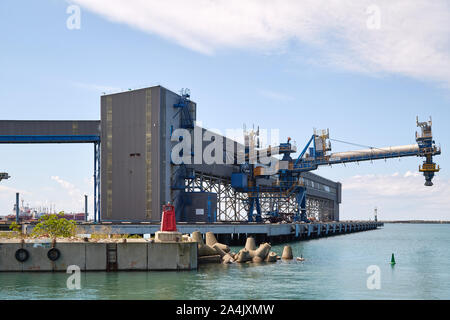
[306,197,334,221]
[181,170,334,222]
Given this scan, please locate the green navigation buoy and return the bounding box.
[390,253,396,265]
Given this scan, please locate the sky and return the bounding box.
[0,0,449,220]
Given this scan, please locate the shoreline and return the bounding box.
[380,220,450,224]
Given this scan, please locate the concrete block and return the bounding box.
[177,242,197,269]
[22,242,53,271]
[282,245,293,260]
[0,242,23,271]
[198,255,221,264]
[117,243,148,270]
[155,231,182,242]
[85,243,107,271]
[148,242,195,270]
[53,242,86,271]
[148,242,178,270]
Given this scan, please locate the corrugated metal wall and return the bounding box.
[100,87,163,222]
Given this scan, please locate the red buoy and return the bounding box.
[161,203,177,232]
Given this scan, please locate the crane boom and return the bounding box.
[290,117,441,186]
[231,116,441,223]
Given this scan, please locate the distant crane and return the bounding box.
[0,172,10,182]
[231,117,441,222]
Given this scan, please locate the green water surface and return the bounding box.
[1,224,449,299]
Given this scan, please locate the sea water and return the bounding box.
[1,223,449,300]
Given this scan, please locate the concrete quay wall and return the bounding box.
[0,240,197,272]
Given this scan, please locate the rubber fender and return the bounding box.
[15,248,29,262]
[47,248,61,261]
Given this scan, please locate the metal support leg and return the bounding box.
[94,142,101,223]
[248,197,255,222]
[97,143,102,222]
[248,195,262,222]
[15,192,19,224]
[96,142,101,223]
[94,142,98,223]
[255,195,262,222]
[297,188,307,222]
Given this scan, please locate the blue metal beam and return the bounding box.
[294,135,315,167]
[1,134,101,223]
[293,150,421,171]
[0,135,100,143]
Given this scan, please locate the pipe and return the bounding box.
[329,144,419,160]
[15,193,19,224]
[84,195,88,222]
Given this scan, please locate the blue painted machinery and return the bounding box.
[173,88,195,129]
[232,117,441,222]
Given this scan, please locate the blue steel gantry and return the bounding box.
[231,117,441,223]
[0,133,101,222]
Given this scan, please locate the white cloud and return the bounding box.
[72,0,450,86]
[71,81,121,94]
[258,89,294,101]
[0,178,93,218]
[0,185,31,196]
[50,176,92,215]
[404,170,420,178]
[341,171,450,220]
[51,175,82,197]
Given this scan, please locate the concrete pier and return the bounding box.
[0,221,382,272]
[20,221,382,246]
[0,239,197,272]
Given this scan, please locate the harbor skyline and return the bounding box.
[1,1,449,220]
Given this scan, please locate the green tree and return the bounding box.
[9,221,21,233]
[31,212,76,238]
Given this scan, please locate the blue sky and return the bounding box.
[0,0,449,220]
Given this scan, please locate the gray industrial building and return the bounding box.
[0,85,341,223]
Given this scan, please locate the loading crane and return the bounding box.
[231,117,441,222]
[0,172,10,182]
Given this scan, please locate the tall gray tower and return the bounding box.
[100,86,195,222]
